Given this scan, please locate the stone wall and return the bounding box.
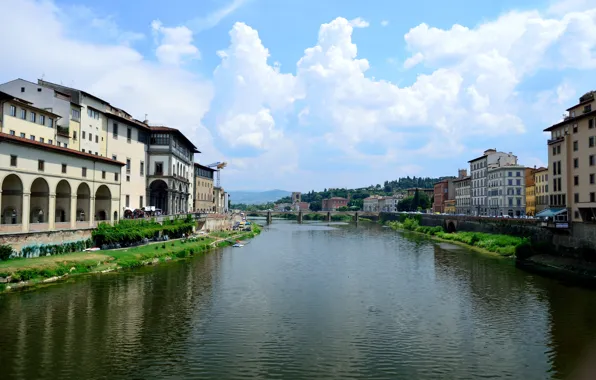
[197,214,241,232]
[0,228,93,252]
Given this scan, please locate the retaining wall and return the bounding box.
[0,228,93,252]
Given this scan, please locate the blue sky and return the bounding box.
[1,0,595,191]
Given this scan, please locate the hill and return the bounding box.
[228,189,291,205]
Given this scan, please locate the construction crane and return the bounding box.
[206,162,227,187]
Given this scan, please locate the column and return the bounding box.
[0,190,2,226]
[110,199,115,224]
[70,195,77,229]
[48,193,56,230]
[89,196,95,227]
[22,192,30,232]
[167,191,173,216]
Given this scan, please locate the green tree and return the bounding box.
[337,206,349,212]
[310,200,322,211]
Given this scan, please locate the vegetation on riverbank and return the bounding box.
[258,213,355,222]
[92,217,195,248]
[387,217,529,257]
[0,225,261,293]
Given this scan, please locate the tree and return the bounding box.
[397,197,413,211]
[413,189,420,210]
[310,200,322,211]
[337,206,349,212]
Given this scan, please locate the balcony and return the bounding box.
[57,125,70,137]
[548,137,564,145]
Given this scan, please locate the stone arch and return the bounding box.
[55,180,71,223]
[113,211,118,222]
[446,221,456,233]
[76,183,91,222]
[1,174,23,225]
[95,185,111,221]
[149,180,168,214]
[30,177,49,224]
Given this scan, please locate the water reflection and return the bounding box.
[1,222,596,379]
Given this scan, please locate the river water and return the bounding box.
[2,220,596,379]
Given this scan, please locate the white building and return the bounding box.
[379,196,399,212]
[363,196,380,212]
[469,149,517,216]
[0,133,123,233]
[487,165,527,217]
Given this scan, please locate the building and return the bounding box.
[322,197,348,211]
[275,203,291,211]
[378,196,399,212]
[194,163,215,212]
[433,179,454,213]
[147,126,199,215]
[213,187,225,214]
[292,201,310,211]
[0,134,123,233]
[469,149,517,216]
[454,176,471,215]
[292,192,301,203]
[444,199,456,214]
[534,167,549,214]
[525,167,539,216]
[363,196,381,212]
[487,164,526,217]
[543,90,596,222]
[406,188,434,199]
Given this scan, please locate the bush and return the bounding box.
[92,219,194,247]
[0,244,13,261]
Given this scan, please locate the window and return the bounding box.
[39,137,44,143]
[590,137,595,148]
[590,119,595,129]
[30,135,35,141]
[591,193,596,203]
[591,174,595,184]
[126,159,131,173]
[48,139,52,145]
[10,155,17,167]
[508,179,512,186]
[127,127,132,142]
[102,171,106,179]
[516,171,521,177]
[9,130,15,136]
[82,131,86,139]
[87,108,100,119]
[126,175,130,182]
[62,164,67,173]
[573,124,578,133]
[89,133,92,141]
[39,114,45,125]
[115,173,119,181]
[71,109,80,120]
[553,178,557,192]
[73,131,77,140]
[113,123,118,137]
[558,178,562,191]
[49,118,54,128]
[140,196,143,208]
[64,143,68,149]
[112,155,117,160]
[140,161,144,176]
[82,167,87,177]
[81,149,85,153]
[557,145,561,155]
[575,193,579,203]
[150,134,170,145]
[155,162,163,175]
[95,135,98,143]
[20,87,24,92]
[516,179,521,186]
[29,112,36,123]
[9,105,16,116]
[125,195,130,208]
[574,158,579,168]
[574,141,578,151]
[38,160,44,171]
[20,109,26,120]
[591,155,595,166]
[552,146,556,156]
[558,161,561,174]
[94,152,98,155]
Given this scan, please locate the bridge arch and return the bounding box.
[446,221,456,233]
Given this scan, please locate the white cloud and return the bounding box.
[349,17,370,28]
[151,20,200,65]
[188,0,248,32]
[381,20,389,27]
[218,109,281,149]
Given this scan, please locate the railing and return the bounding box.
[57,125,70,137]
[548,137,564,145]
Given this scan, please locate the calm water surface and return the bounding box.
[2,221,596,379]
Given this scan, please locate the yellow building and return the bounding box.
[444,199,456,214]
[194,163,215,212]
[534,167,549,214]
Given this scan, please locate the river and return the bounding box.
[1,220,596,379]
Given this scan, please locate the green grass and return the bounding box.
[388,218,528,257]
[0,225,262,290]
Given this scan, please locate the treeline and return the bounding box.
[230,203,275,211]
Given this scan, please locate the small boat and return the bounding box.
[233,243,244,248]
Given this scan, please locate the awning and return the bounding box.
[536,208,567,218]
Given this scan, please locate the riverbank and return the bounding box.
[0,225,261,294]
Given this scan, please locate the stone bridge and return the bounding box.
[249,210,380,224]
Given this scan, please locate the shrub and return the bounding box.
[0,244,13,261]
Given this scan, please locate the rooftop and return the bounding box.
[0,133,125,166]
[150,126,200,153]
[194,162,216,172]
[0,91,62,119]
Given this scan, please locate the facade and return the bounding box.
[487,165,526,217]
[525,167,537,216]
[454,176,471,215]
[194,163,215,212]
[292,192,301,203]
[322,197,348,211]
[292,201,310,211]
[534,167,549,214]
[432,179,454,213]
[147,127,199,215]
[363,196,381,212]
[544,90,596,222]
[275,203,291,211]
[378,196,399,212]
[444,199,456,214]
[213,187,225,214]
[0,134,123,233]
[469,149,517,216]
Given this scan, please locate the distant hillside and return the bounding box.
[228,190,291,205]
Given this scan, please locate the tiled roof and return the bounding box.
[0,134,125,166]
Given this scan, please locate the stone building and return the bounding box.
[469,149,517,216]
[194,163,215,212]
[534,167,549,214]
[487,164,526,217]
[433,179,454,213]
[322,197,348,211]
[454,175,471,215]
[0,134,123,233]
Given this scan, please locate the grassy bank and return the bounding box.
[0,225,261,293]
[387,218,528,258]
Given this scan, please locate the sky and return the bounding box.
[0,0,595,192]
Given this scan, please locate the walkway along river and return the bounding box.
[1,220,596,379]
